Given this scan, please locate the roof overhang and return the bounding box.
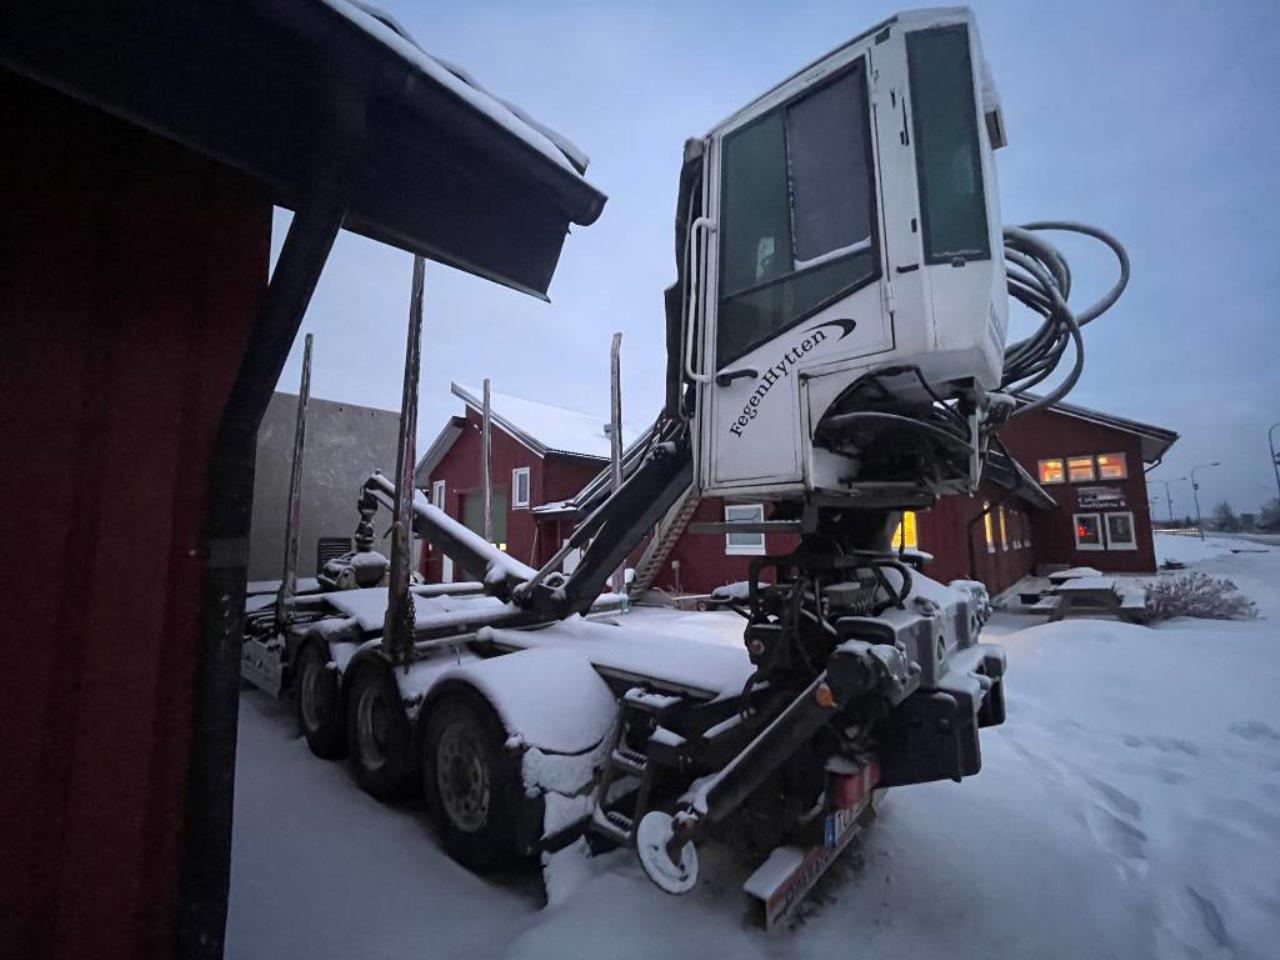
[414,415,467,488]
[0,0,607,298]
[984,451,1056,510]
[1017,396,1180,465]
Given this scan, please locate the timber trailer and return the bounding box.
[242,7,1128,927]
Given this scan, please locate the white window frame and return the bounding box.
[431,479,446,510]
[1104,511,1138,551]
[1096,452,1128,480]
[724,503,766,556]
[1073,512,1105,551]
[512,467,531,509]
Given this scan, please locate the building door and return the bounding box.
[461,488,508,547]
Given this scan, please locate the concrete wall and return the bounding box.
[249,392,401,581]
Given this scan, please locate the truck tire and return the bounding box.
[423,690,522,871]
[296,641,346,759]
[345,660,417,801]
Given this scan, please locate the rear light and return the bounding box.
[830,760,880,809]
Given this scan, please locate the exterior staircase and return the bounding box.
[629,486,698,597]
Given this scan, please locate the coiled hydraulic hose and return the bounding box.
[1001,221,1129,419]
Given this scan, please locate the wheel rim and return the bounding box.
[436,720,490,833]
[356,685,393,771]
[300,655,324,732]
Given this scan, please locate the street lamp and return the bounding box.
[1190,462,1220,541]
[1269,421,1280,503]
[1147,476,1185,526]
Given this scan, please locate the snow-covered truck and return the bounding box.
[243,6,1127,926]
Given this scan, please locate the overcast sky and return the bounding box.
[273,0,1279,520]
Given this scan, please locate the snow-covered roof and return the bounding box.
[1020,395,1180,463]
[452,383,644,461]
[2,0,607,298]
[337,2,589,176]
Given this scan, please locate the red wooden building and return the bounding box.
[418,387,1177,598]
[415,384,643,580]
[0,4,603,958]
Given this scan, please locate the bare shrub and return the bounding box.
[1140,573,1258,623]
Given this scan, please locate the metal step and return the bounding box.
[610,745,648,778]
[629,488,699,596]
[591,806,634,845]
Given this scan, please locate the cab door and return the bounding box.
[695,55,889,493]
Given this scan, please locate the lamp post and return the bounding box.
[1147,476,1185,527]
[1190,462,1220,541]
[1269,421,1280,504]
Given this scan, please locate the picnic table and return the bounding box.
[1029,574,1147,624]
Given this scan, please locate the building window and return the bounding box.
[725,503,766,556]
[1096,453,1127,480]
[1105,511,1137,551]
[891,510,919,551]
[1067,456,1096,483]
[1038,458,1065,485]
[512,467,531,509]
[1073,512,1104,551]
[982,501,995,554]
[998,504,1008,551]
[431,479,446,510]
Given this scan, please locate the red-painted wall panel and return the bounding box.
[420,409,608,578]
[1000,411,1157,573]
[0,72,269,959]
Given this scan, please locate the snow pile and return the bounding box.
[230,545,1280,960]
[1154,532,1241,566]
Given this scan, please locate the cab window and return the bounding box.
[907,25,989,263]
[717,65,878,367]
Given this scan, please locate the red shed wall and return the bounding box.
[0,73,270,959]
[1000,410,1157,573]
[916,483,1037,593]
[645,498,801,596]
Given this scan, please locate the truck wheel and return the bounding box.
[424,690,522,871]
[296,642,346,759]
[345,661,416,801]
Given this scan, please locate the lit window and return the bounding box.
[1105,512,1137,550]
[982,501,995,554]
[1073,513,1104,551]
[725,503,766,556]
[891,511,919,550]
[1067,456,1096,483]
[512,467,531,509]
[1038,459,1065,484]
[998,505,1008,551]
[1096,453,1127,480]
[431,479,446,510]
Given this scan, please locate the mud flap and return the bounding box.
[876,688,981,787]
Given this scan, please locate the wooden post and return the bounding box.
[384,256,424,668]
[482,377,493,543]
[274,332,312,630]
[610,332,624,596]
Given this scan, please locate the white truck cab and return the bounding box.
[689,8,1008,503]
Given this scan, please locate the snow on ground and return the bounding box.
[1154,531,1252,566]
[228,544,1280,960]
